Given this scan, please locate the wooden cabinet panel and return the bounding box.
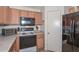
[15,35,19,52]
[0,7,9,24]
[28,11,35,18]
[35,12,42,25]
[37,33,44,51]
[20,10,28,17]
[20,10,42,25]
[9,8,20,24]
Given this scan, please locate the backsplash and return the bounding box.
[0,24,44,35]
[0,25,20,35]
[2,25,20,29]
[0,26,4,34]
[36,24,44,32]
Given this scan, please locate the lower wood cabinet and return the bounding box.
[37,33,44,51]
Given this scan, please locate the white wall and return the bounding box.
[44,6,64,51]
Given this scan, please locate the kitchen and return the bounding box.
[0,6,79,52]
[0,6,44,52]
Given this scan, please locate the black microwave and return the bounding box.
[20,17,35,26]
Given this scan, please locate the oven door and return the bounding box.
[20,35,36,49]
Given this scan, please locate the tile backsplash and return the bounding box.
[0,25,19,35]
[0,24,45,35]
[0,26,4,34]
[36,24,44,32]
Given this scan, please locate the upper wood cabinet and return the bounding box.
[20,10,42,25]
[67,7,79,14]
[0,7,42,25]
[28,11,35,18]
[20,10,28,17]
[0,7,9,24]
[35,12,42,25]
[9,8,20,24]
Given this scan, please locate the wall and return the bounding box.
[0,26,3,34]
[44,6,64,51]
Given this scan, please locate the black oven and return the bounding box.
[20,35,36,49]
[20,17,35,26]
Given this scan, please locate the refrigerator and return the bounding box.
[62,12,79,52]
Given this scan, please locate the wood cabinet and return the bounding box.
[67,7,79,14]
[0,7,9,24]
[15,35,19,52]
[20,10,28,17]
[37,33,44,51]
[0,7,42,25]
[9,8,20,24]
[35,12,42,25]
[28,11,35,18]
[67,7,75,14]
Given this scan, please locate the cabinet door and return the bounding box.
[9,8,20,24]
[15,36,19,52]
[0,7,9,24]
[20,10,28,17]
[28,11,35,18]
[37,33,44,51]
[37,38,44,51]
[35,12,42,25]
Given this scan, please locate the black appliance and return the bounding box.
[20,35,36,49]
[2,28,17,36]
[62,12,79,52]
[20,17,35,26]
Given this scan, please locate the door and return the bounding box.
[47,11,62,52]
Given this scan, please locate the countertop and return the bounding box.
[0,35,16,52]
